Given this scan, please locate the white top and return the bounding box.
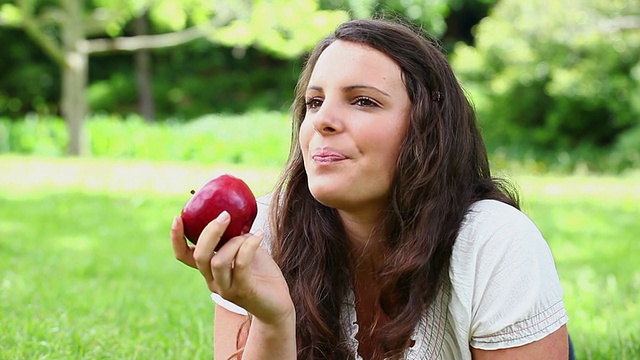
[211,196,569,359]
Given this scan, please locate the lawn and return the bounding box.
[0,155,638,359]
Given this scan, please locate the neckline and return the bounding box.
[340,283,451,359]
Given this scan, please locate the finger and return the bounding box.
[170,216,196,268]
[193,211,230,284]
[210,234,247,291]
[231,229,264,288]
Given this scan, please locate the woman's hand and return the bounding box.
[171,215,197,269]
[171,212,294,326]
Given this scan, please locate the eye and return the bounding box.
[304,97,323,110]
[353,96,379,107]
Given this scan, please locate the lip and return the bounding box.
[311,147,349,164]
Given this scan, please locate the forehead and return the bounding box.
[308,40,404,88]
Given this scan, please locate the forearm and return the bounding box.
[241,313,297,359]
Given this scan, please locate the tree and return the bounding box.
[0,0,348,155]
[132,9,154,122]
[451,0,640,170]
[319,0,496,46]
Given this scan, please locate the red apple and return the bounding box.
[181,174,258,250]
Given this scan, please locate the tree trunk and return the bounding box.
[133,11,155,122]
[61,56,88,156]
[61,0,88,156]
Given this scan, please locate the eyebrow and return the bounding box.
[307,84,391,98]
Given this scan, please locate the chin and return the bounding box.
[308,184,345,209]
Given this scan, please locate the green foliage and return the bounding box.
[0,0,500,122]
[319,0,498,38]
[452,0,640,172]
[0,28,60,118]
[0,157,638,359]
[88,112,291,165]
[0,112,291,166]
[147,42,302,117]
[0,0,497,120]
[612,123,640,168]
[3,109,638,173]
[209,0,349,58]
[84,40,302,118]
[1,115,68,156]
[2,0,638,170]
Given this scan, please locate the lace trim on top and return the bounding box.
[340,281,452,360]
[471,299,568,347]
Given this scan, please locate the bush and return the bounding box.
[2,109,638,173]
[0,112,291,167]
[1,115,68,156]
[87,41,302,119]
[452,0,640,172]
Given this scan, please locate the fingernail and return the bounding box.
[215,211,230,223]
[171,216,179,230]
[254,229,264,237]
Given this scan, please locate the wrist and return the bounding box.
[251,302,296,345]
[243,308,297,359]
[254,303,296,330]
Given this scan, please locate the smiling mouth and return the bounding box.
[311,148,348,164]
[312,154,347,164]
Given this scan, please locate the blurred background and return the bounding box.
[0,0,638,359]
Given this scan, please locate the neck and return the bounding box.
[338,209,384,264]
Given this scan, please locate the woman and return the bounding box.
[171,18,570,359]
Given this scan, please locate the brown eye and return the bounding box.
[353,96,379,107]
[305,98,323,109]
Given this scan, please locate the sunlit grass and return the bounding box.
[0,155,279,360]
[514,174,640,358]
[0,155,638,359]
[0,191,215,359]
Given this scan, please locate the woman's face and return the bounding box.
[299,40,411,216]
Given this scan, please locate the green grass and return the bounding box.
[1,155,638,359]
[0,155,280,360]
[0,193,213,359]
[514,174,640,359]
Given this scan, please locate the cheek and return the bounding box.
[377,122,408,171]
[298,120,313,151]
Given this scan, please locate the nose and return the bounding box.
[311,99,344,135]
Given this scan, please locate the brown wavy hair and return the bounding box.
[259,18,519,359]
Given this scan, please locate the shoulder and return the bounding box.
[455,199,545,257]
[448,199,568,349]
[452,199,555,283]
[464,199,538,235]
